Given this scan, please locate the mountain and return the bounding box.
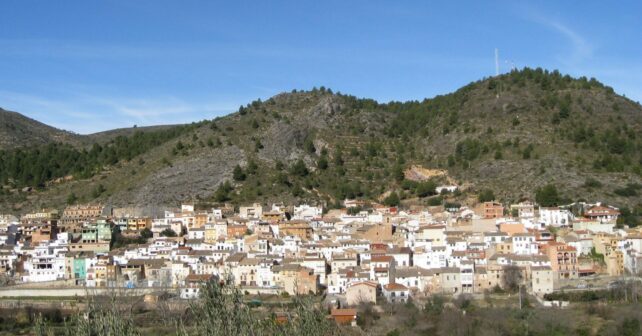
[1,68,641,224]
[0,108,83,149]
[0,107,181,149]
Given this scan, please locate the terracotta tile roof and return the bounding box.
[331,308,357,317]
[384,283,408,291]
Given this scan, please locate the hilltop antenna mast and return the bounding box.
[495,48,499,76]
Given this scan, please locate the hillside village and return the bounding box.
[1,185,640,319]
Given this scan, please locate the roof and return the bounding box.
[348,281,378,289]
[331,309,357,317]
[127,258,166,267]
[436,267,460,274]
[531,266,553,271]
[226,253,247,263]
[586,206,620,216]
[395,267,435,277]
[384,283,408,291]
[371,255,393,263]
[239,258,261,266]
[186,274,215,282]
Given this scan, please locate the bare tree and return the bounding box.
[502,265,523,293]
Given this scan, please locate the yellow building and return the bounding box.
[127,217,151,232]
[61,204,104,227]
[278,221,312,240]
[606,250,624,276]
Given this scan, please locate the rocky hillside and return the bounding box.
[0,107,180,149]
[1,68,641,223]
[0,108,83,149]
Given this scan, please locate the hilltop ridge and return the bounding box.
[1,68,641,223]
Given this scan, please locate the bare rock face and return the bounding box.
[258,121,307,163]
[113,145,245,206]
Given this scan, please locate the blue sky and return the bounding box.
[0,1,640,134]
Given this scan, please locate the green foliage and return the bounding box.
[233,165,247,181]
[392,164,404,182]
[92,184,106,198]
[138,228,152,239]
[455,138,483,161]
[66,192,78,205]
[583,178,602,189]
[424,295,444,315]
[317,156,328,170]
[38,298,140,336]
[214,181,234,202]
[0,125,197,189]
[522,144,534,159]
[478,189,496,202]
[384,192,400,206]
[180,279,338,336]
[274,160,285,170]
[447,155,455,167]
[545,286,638,302]
[386,329,401,336]
[110,226,148,249]
[254,138,264,152]
[289,159,309,177]
[160,228,177,237]
[347,206,364,215]
[246,160,258,175]
[620,318,641,336]
[427,196,443,206]
[415,180,437,198]
[536,184,562,207]
[589,247,605,264]
[618,206,642,228]
[614,183,641,197]
[333,149,344,166]
[303,137,316,154]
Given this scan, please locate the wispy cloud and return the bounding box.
[517,4,594,66]
[539,19,593,64]
[0,89,237,134]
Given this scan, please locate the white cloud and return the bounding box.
[0,90,237,134]
[541,19,593,64]
[517,4,594,66]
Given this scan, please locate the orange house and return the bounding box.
[330,309,357,326]
[227,224,247,238]
[278,221,313,240]
[479,202,504,219]
[498,223,526,235]
[543,242,577,279]
[31,224,56,244]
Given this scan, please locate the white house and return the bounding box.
[293,205,323,221]
[511,233,538,255]
[382,283,410,303]
[539,207,573,227]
